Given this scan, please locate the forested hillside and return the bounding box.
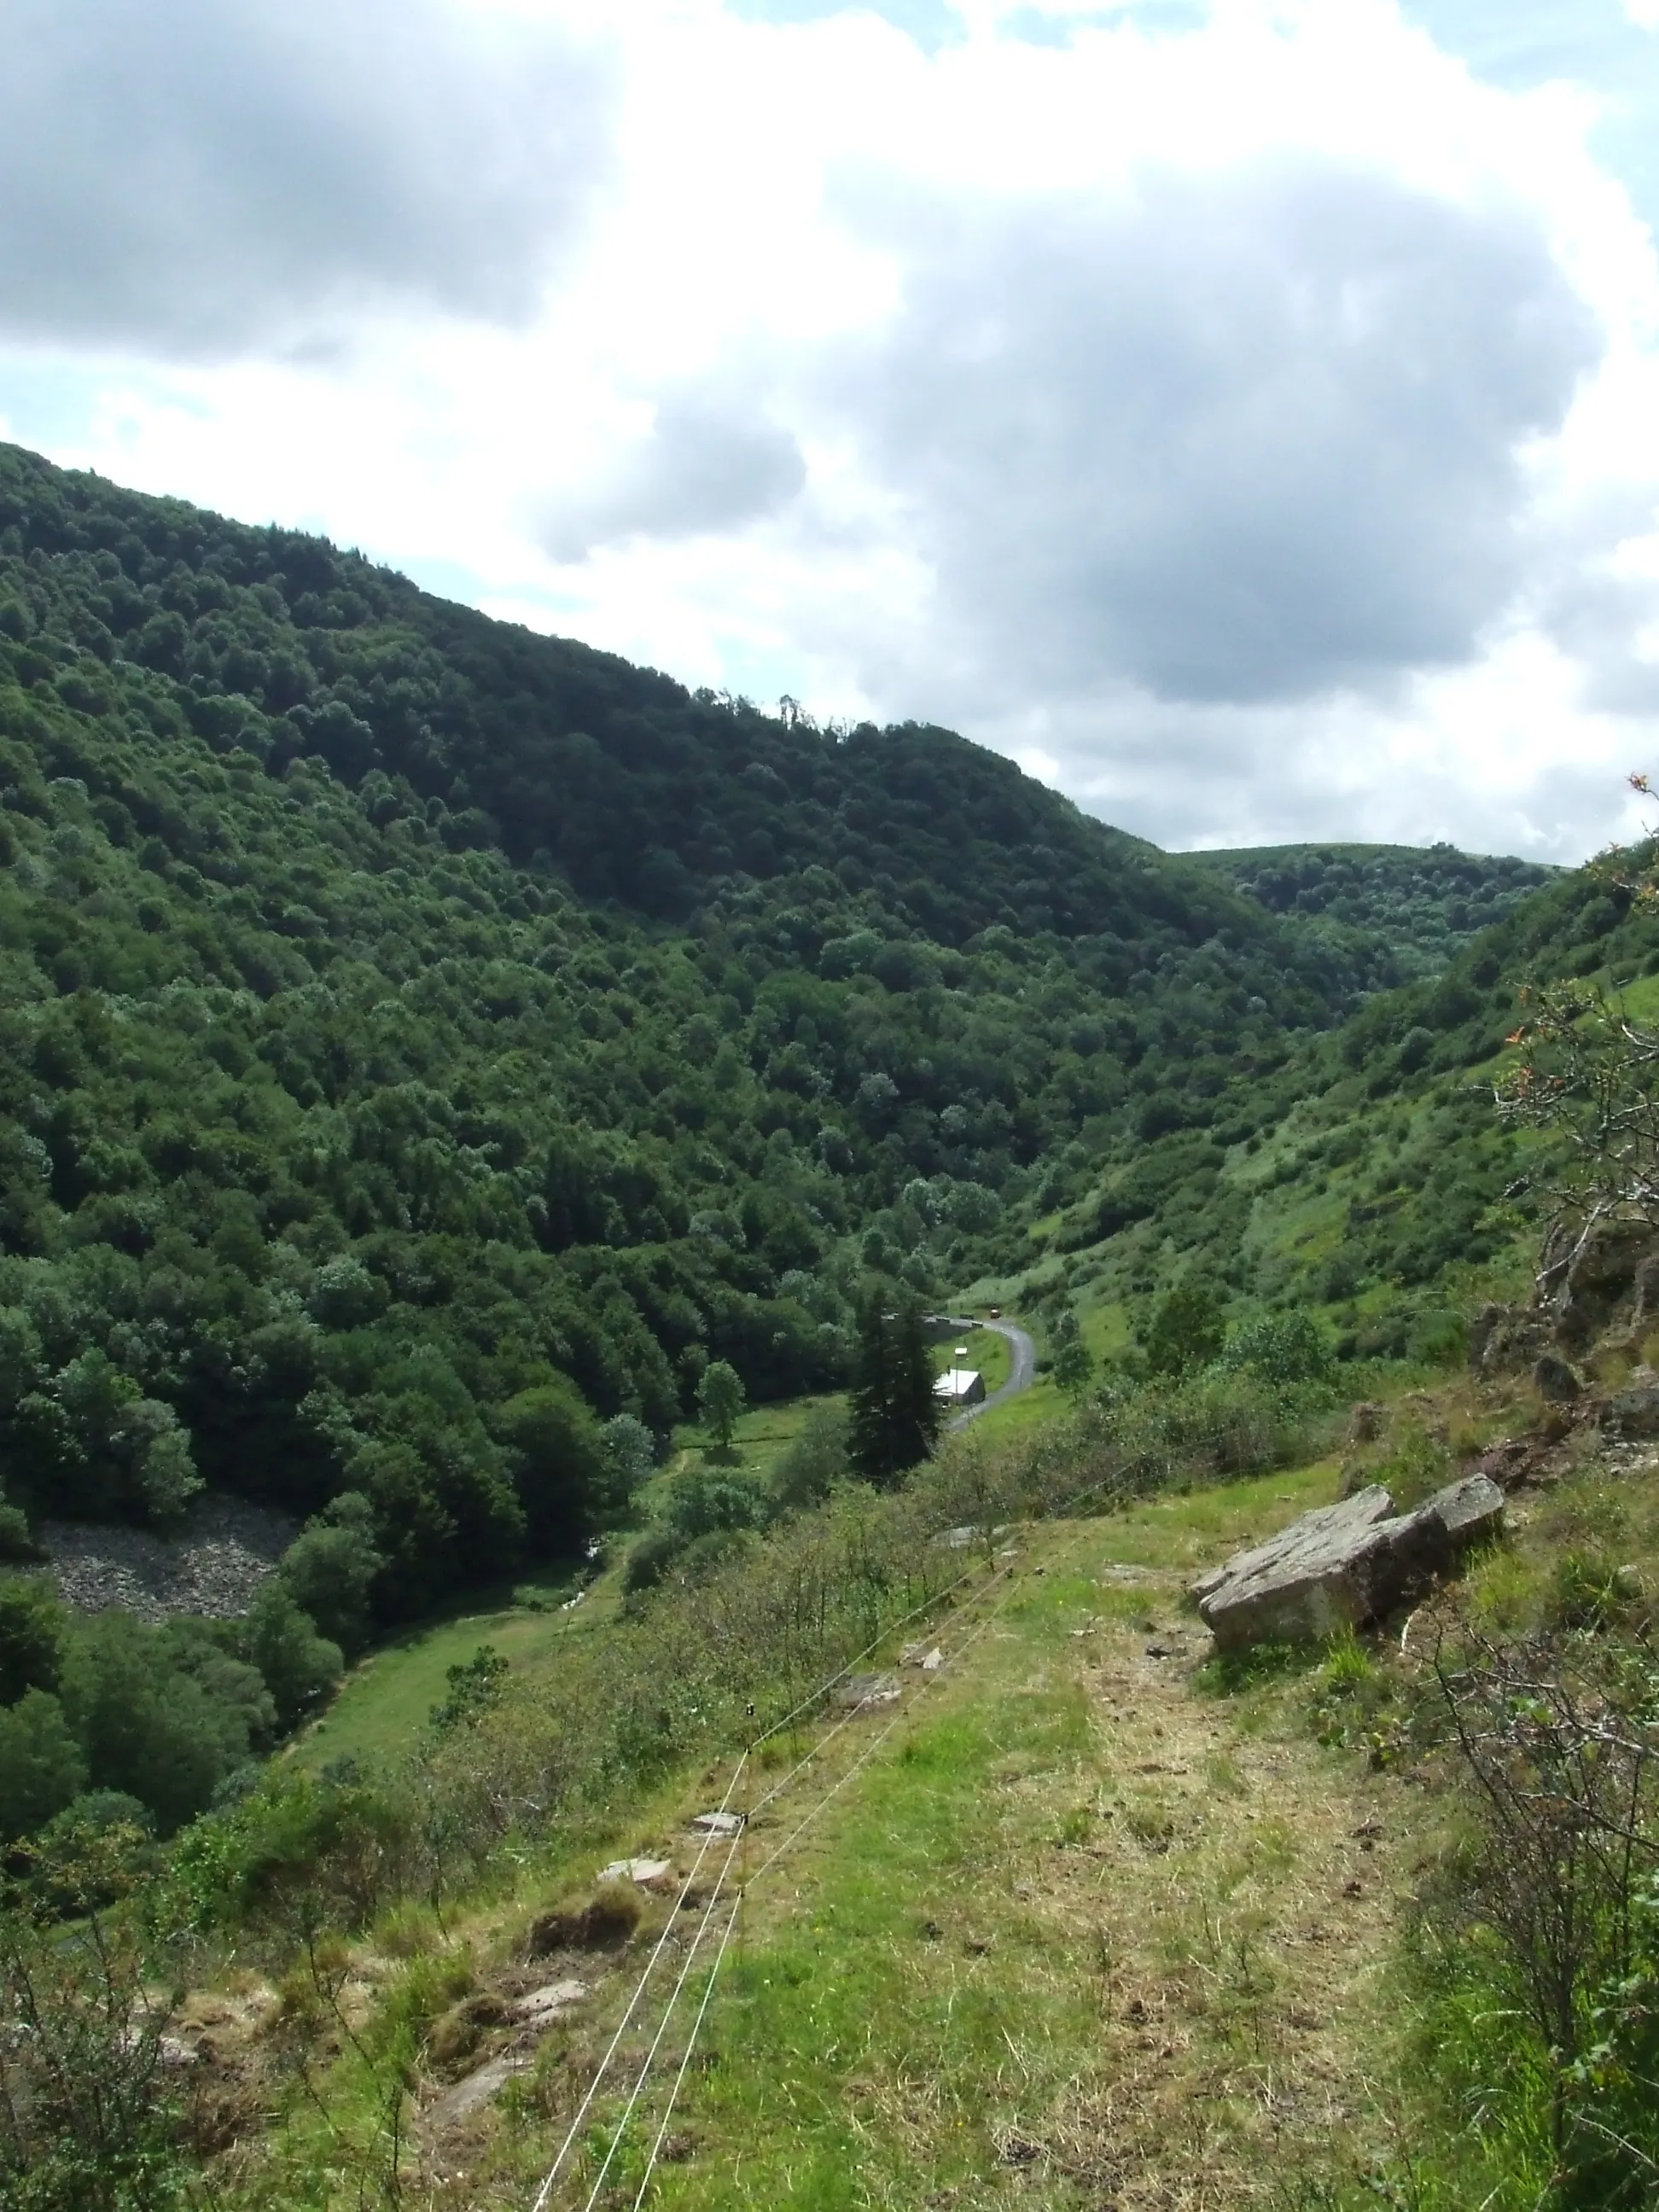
[1190,841,1558,981]
[0,439,1588,1639]
[1022,848,1658,1364]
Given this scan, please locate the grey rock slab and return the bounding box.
[690,1810,744,1837]
[1602,1387,1659,1441]
[597,1856,673,1890]
[833,1671,902,1711]
[513,1979,587,2028]
[1193,1478,1504,1652]
[1429,1474,1506,1543]
[424,2051,531,2131]
[1189,1487,1396,1609]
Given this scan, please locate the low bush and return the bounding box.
[1403,1623,1659,2203]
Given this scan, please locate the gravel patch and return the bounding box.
[37,1495,299,1621]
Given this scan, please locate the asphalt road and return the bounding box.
[944,1317,1036,1431]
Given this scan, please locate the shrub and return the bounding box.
[277,1491,382,1656]
[0,1573,67,1703]
[241,1583,344,1732]
[0,1691,87,1844]
[1142,1279,1225,1377]
[0,1854,189,2210]
[770,1405,850,1512]
[1219,1307,1335,1388]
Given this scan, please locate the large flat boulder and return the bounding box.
[1193,1476,1504,1652]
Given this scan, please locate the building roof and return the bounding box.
[932,1368,983,1402]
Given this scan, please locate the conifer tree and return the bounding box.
[848,1297,940,1486]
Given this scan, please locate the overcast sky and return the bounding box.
[4,0,1659,860]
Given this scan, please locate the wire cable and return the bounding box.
[626,1891,743,2211]
[751,1552,987,1749]
[620,1580,1026,2209]
[577,1826,746,2212]
[748,1594,1010,1884]
[747,1561,1017,1821]
[527,1754,748,2212]
[533,1418,1141,2208]
[529,1551,1009,2209]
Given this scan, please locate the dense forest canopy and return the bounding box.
[1188,841,1557,981]
[0,439,1594,1643]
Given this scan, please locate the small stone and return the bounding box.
[424,2052,530,2129]
[690,1810,744,1837]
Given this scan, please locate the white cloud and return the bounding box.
[0,0,614,353]
[6,0,1659,864]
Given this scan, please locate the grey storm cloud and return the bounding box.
[540,396,806,561]
[0,0,613,354]
[830,160,1602,707]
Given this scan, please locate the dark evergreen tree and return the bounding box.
[848,1298,940,1487]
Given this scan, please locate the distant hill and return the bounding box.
[1186,841,1559,981]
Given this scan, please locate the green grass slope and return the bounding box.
[1010,849,1659,1365]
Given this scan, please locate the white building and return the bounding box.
[933,1368,986,1406]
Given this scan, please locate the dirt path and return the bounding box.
[1024,1563,1405,2207]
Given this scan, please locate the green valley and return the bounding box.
[7,440,1659,2212]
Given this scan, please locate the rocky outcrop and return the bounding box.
[1470,1301,1550,1378]
[1470,1215,1659,1380]
[1192,1476,1505,1652]
[1535,1218,1659,1351]
[1600,1386,1659,1442]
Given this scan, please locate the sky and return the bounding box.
[3,0,1659,860]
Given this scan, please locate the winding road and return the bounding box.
[944,1317,1036,1430]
